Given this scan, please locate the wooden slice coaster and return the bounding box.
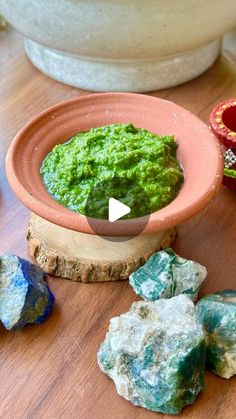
[27,214,176,283]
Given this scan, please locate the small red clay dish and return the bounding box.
[6,93,223,236]
[210,98,236,191]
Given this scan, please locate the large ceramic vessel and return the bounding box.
[1,0,236,91]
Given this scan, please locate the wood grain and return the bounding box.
[27,214,176,282]
[0,26,236,419]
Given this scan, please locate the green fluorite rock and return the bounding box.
[129,248,207,302]
[196,290,236,379]
[98,295,205,415]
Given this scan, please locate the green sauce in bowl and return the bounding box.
[41,123,184,219]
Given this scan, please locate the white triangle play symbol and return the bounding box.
[108,197,131,222]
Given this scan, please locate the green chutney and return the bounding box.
[40,123,184,219]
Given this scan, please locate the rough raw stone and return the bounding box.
[196,290,236,379]
[129,248,207,302]
[0,15,6,30]
[98,295,205,415]
[0,255,55,330]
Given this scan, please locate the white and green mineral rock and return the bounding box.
[0,15,6,30]
[98,295,205,415]
[129,248,207,302]
[196,290,236,379]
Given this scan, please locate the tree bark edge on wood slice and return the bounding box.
[27,214,176,283]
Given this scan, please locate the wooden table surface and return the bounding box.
[1,26,236,419]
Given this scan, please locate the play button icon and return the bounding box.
[108,198,131,222]
[84,176,150,240]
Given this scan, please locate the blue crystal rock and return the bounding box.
[129,248,207,302]
[196,290,236,378]
[0,255,55,330]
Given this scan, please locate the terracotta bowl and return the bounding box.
[6,93,223,236]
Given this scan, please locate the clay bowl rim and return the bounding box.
[6,92,224,236]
